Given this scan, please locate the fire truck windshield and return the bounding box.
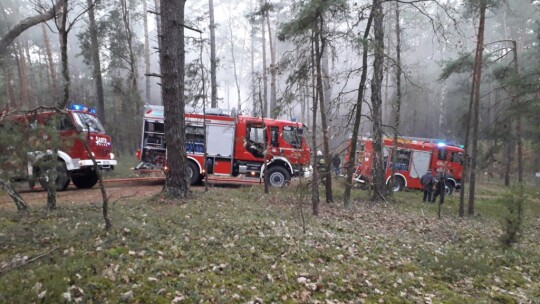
[73,112,105,134]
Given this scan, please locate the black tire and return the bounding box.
[387,176,405,192]
[37,160,70,191]
[266,166,291,187]
[187,161,201,185]
[71,169,98,189]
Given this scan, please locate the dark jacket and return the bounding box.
[332,155,341,167]
[420,172,434,191]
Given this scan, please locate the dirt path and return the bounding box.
[0,180,165,210]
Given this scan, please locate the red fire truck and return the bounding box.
[2,105,116,191]
[135,105,311,186]
[348,136,464,192]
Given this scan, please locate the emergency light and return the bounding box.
[69,104,97,114]
[437,142,446,147]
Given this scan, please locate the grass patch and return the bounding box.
[1,181,539,303]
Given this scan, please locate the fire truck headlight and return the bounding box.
[110,153,115,160]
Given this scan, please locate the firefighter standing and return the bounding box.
[420,171,434,202]
[332,154,341,177]
[432,171,445,203]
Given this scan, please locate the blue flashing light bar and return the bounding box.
[437,142,446,147]
[69,104,97,114]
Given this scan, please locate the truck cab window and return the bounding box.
[246,124,265,158]
[282,125,302,149]
[438,149,447,161]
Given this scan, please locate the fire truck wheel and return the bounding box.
[187,161,200,185]
[266,166,291,187]
[36,161,71,191]
[388,176,404,192]
[71,170,98,189]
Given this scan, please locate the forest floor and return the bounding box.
[0,177,539,303]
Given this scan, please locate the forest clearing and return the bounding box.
[1,0,540,302]
[1,175,539,303]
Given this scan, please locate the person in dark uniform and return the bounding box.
[420,171,434,202]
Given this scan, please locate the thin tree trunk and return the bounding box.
[154,0,162,102]
[511,41,523,183]
[41,23,58,101]
[16,43,29,108]
[24,40,38,107]
[0,170,28,211]
[343,10,373,208]
[390,1,402,197]
[209,0,218,108]
[261,4,268,117]
[228,16,242,112]
[310,31,319,216]
[314,17,333,203]
[143,0,151,103]
[468,0,487,216]
[86,0,106,126]
[459,71,475,217]
[265,8,277,118]
[250,0,257,115]
[4,64,15,108]
[121,0,141,115]
[56,0,69,109]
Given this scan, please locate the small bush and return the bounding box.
[499,185,526,248]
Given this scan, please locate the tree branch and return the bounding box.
[0,0,63,57]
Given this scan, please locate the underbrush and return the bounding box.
[0,183,539,303]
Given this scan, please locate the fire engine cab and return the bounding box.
[348,136,464,192]
[135,105,311,186]
[4,105,116,191]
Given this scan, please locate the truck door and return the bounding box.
[206,123,235,175]
[410,150,431,178]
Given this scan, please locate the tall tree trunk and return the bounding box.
[261,4,268,117]
[370,0,386,201]
[209,0,218,108]
[86,0,106,125]
[468,0,487,216]
[510,40,523,183]
[250,0,257,115]
[228,16,242,112]
[3,64,15,107]
[459,72,475,217]
[390,1,402,196]
[24,40,38,107]
[121,0,141,115]
[16,43,30,108]
[143,0,151,103]
[265,8,277,118]
[160,0,188,198]
[310,31,319,216]
[41,23,58,101]
[154,0,162,104]
[343,10,373,208]
[314,17,333,203]
[56,0,69,109]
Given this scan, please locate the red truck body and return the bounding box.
[347,137,464,191]
[2,105,116,190]
[135,105,311,186]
